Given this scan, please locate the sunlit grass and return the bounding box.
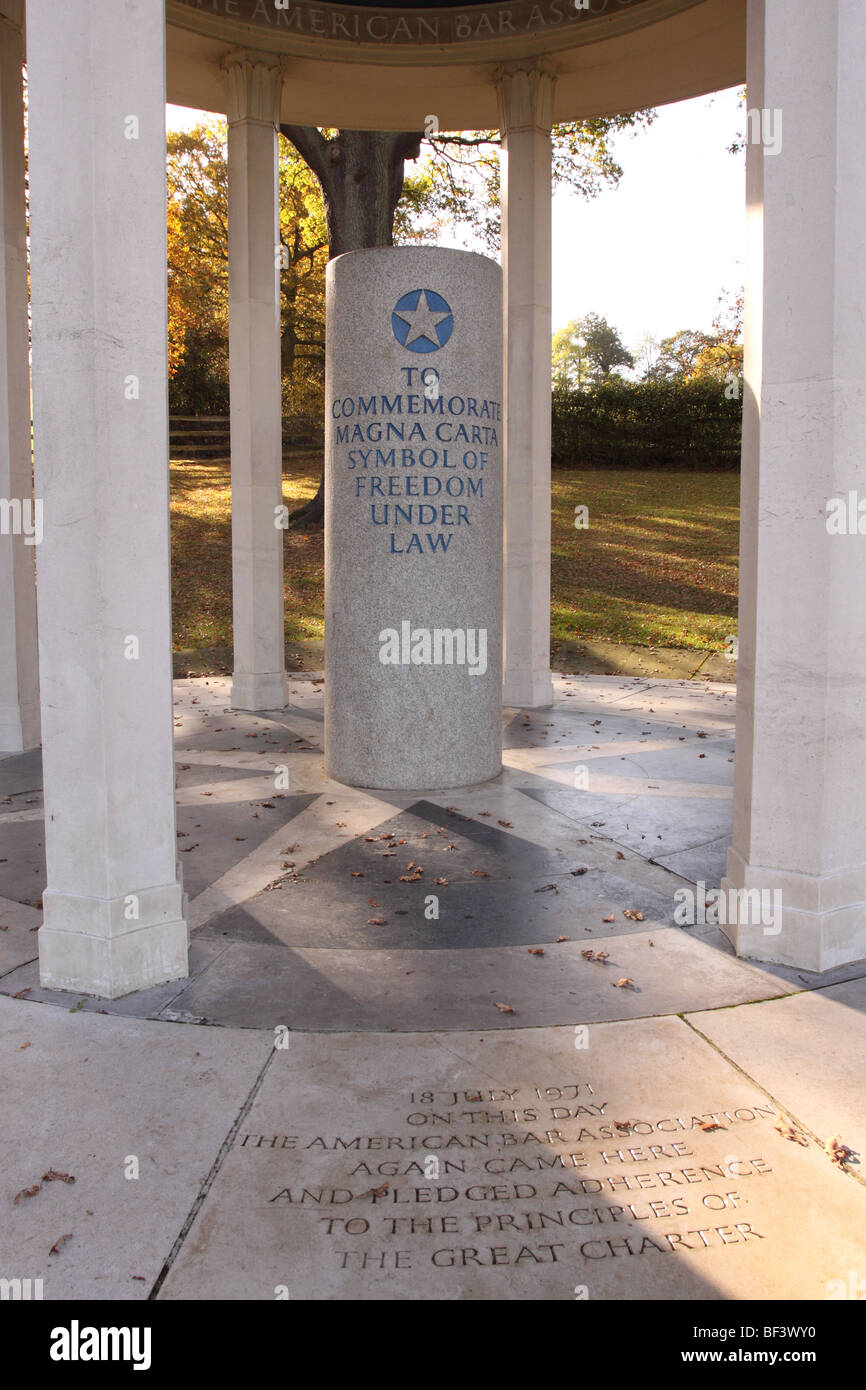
[551,468,739,649]
[170,452,324,648]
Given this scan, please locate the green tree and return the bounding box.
[553,313,634,388]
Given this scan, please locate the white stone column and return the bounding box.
[27,0,188,997]
[497,63,555,709]
[723,0,866,971]
[0,1,39,752]
[225,52,287,712]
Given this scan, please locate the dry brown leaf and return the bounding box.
[494,1002,515,1013]
[17,1041,31,1051]
[14,1184,41,1204]
[49,1234,72,1256]
[699,1122,724,1132]
[613,977,632,988]
[603,914,616,923]
[623,909,644,921]
[528,947,545,956]
[498,820,512,828]
[363,1182,389,1198]
[367,917,387,926]
[826,1134,855,1166]
[472,870,489,878]
[773,1113,808,1146]
[556,935,569,943]
[593,951,610,962]
[43,1170,75,1184]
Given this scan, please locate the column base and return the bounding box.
[231,669,288,711]
[0,698,41,753]
[39,883,188,998]
[504,667,554,709]
[39,917,189,999]
[721,846,866,972]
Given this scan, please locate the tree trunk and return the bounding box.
[279,127,422,527]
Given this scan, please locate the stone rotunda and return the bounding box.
[1,0,864,999]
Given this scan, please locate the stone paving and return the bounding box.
[2,673,865,1300]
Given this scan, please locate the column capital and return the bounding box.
[222,49,284,126]
[495,61,556,134]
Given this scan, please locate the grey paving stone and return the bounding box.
[0,996,271,1300]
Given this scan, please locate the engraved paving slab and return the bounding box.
[158,1018,866,1301]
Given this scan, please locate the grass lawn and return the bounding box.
[170,455,738,653]
[551,468,739,650]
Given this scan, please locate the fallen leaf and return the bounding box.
[528,947,545,956]
[367,898,379,907]
[592,951,610,962]
[826,1134,855,1166]
[14,1185,41,1204]
[602,914,616,923]
[49,1234,72,1256]
[43,1170,75,1184]
[571,868,588,877]
[350,872,364,878]
[367,917,387,926]
[434,877,448,886]
[16,1041,31,1051]
[472,870,489,878]
[363,1182,389,1198]
[556,935,569,943]
[494,1002,515,1013]
[699,1121,724,1132]
[498,820,512,828]
[12,988,31,999]
[613,977,633,988]
[773,1113,809,1146]
[623,909,644,921]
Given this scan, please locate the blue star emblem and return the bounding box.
[392,289,453,353]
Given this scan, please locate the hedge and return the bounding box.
[551,378,742,470]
